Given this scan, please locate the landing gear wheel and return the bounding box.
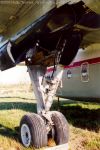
[50,111,69,145]
[20,113,47,148]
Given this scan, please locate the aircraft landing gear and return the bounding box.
[19,65,69,149]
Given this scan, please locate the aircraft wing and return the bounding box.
[0,0,100,71]
[0,0,100,41]
[0,0,56,40]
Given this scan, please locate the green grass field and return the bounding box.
[0,85,100,150]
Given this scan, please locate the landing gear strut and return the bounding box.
[19,64,69,148]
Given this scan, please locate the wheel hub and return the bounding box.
[21,124,31,147]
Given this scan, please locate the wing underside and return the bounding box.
[0,0,100,71]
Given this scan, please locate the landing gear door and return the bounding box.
[0,42,16,71]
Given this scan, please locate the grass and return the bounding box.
[0,84,100,150]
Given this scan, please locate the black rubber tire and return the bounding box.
[20,113,47,148]
[50,111,69,145]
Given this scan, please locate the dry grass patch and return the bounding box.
[69,126,100,150]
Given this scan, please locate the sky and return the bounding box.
[0,66,30,84]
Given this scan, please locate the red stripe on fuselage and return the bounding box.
[47,57,100,72]
[64,57,100,69]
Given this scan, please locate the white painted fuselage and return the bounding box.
[46,44,100,102]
